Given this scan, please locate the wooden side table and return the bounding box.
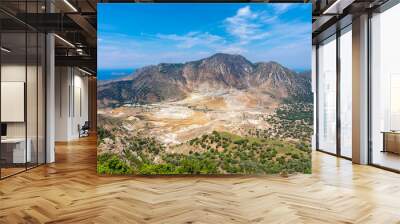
[382,131,400,154]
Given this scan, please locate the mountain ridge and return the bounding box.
[98,53,312,108]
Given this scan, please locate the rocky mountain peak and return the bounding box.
[98,53,311,107]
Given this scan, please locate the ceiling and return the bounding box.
[0,0,97,74]
[311,0,391,43]
[4,0,390,73]
[2,0,316,75]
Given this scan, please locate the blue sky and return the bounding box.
[98,3,311,72]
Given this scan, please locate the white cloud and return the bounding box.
[156,32,224,49]
[272,4,292,14]
[224,6,271,45]
[155,31,248,57]
[219,44,247,54]
[236,6,256,18]
[98,4,311,70]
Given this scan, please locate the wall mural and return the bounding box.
[97,3,313,175]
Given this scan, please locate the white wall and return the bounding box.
[72,73,89,138]
[55,67,69,141]
[55,67,89,141]
[1,65,26,138]
[1,63,46,164]
[1,65,41,138]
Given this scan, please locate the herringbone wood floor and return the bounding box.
[1,136,400,224]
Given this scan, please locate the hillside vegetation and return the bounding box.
[98,130,311,175]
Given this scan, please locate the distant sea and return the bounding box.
[98,69,135,81]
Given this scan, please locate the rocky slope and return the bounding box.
[98,53,311,108]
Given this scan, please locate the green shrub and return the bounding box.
[139,163,177,175]
[97,127,114,145]
[97,154,133,175]
[291,153,300,159]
